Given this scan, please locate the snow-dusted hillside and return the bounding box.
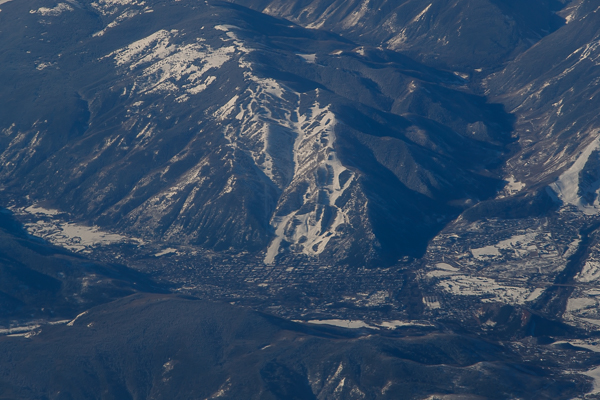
[0,0,513,266]
[232,0,566,70]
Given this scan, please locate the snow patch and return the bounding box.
[354,47,366,56]
[377,320,433,329]
[566,297,597,312]
[577,261,600,282]
[551,134,600,215]
[564,238,581,259]
[437,275,543,305]
[265,102,355,264]
[302,319,374,329]
[412,4,432,23]
[67,311,88,326]
[12,205,143,253]
[214,24,237,32]
[36,62,55,70]
[471,245,500,258]
[297,53,316,64]
[583,366,600,395]
[426,263,460,278]
[0,324,41,336]
[155,247,177,257]
[435,262,459,271]
[504,175,526,195]
[106,29,235,100]
[526,288,545,302]
[25,205,62,216]
[387,28,408,48]
[214,95,239,121]
[92,9,140,37]
[30,3,73,16]
[342,0,371,28]
[423,296,441,309]
[470,230,540,260]
[90,0,145,16]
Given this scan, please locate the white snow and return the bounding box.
[31,3,73,16]
[566,297,597,312]
[155,247,177,257]
[93,9,140,37]
[304,2,337,30]
[36,62,55,71]
[12,205,143,253]
[576,261,600,282]
[377,320,432,329]
[583,366,600,395]
[204,48,356,265]
[25,205,62,216]
[555,339,600,353]
[334,378,346,393]
[551,135,600,214]
[426,270,456,278]
[504,175,526,195]
[67,311,88,326]
[203,377,232,399]
[162,360,175,374]
[91,0,145,16]
[412,4,432,23]
[57,223,130,250]
[264,100,355,264]
[437,275,543,305]
[214,95,239,121]
[342,0,371,28]
[580,317,600,327]
[106,29,236,101]
[470,230,541,260]
[386,4,431,49]
[104,23,357,264]
[426,262,460,278]
[135,122,154,141]
[526,288,545,302]
[435,263,459,271]
[387,28,408,48]
[423,296,441,309]
[0,0,11,4]
[470,245,500,258]
[302,319,374,329]
[214,24,237,32]
[297,53,316,63]
[0,324,41,336]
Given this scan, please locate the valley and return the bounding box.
[2,0,600,398]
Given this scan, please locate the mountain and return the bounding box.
[3,0,600,398]
[0,206,592,400]
[0,293,590,399]
[485,0,600,204]
[231,0,568,70]
[0,207,160,325]
[412,0,600,351]
[0,0,515,267]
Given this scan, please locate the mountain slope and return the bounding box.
[0,208,159,325]
[231,0,568,70]
[0,293,588,399]
[0,0,514,266]
[484,0,600,208]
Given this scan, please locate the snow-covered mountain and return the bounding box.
[5,0,600,398]
[232,0,566,70]
[0,0,513,266]
[485,0,600,209]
